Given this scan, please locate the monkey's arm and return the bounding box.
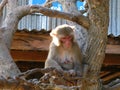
[74,61,83,76]
[75,56,89,77]
[73,44,83,76]
[45,43,63,71]
[45,59,63,70]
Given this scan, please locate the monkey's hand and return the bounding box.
[68,70,76,76]
[76,71,82,77]
[40,73,51,83]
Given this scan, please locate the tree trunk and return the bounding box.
[83,0,109,90]
[0,38,20,77]
[0,0,21,77]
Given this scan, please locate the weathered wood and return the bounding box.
[11,50,48,62]
[107,34,120,45]
[11,50,120,65]
[106,45,120,54]
[100,71,110,78]
[11,30,120,53]
[11,30,51,51]
[11,50,120,66]
[102,72,120,84]
[104,54,120,65]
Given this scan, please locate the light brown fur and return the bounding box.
[45,24,83,76]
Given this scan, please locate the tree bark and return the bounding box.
[0,38,20,77]
[0,0,20,77]
[83,0,109,90]
[0,0,7,26]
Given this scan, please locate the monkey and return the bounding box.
[44,24,83,76]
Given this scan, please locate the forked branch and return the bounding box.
[0,0,8,11]
[5,5,89,29]
[30,5,90,29]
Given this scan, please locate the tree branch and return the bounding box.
[43,0,58,7]
[17,68,83,86]
[0,75,81,90]
[0,0,8,26]
[30,5,90,29]
[0,0,8,11]
[18,68,82,81]
[3,5,89,29]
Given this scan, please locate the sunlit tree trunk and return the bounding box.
[83,0,109,90]
[0,0,20,77]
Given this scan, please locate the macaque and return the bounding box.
[45,24,83,76]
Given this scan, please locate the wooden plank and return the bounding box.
[11,31,120,54]
[100,71,110,78]
[104,54,120,65]
[10,50,48,62]
[102,72,120,83]
[11,30,51,51]
[106,45,120,54]
[10,49,120,65]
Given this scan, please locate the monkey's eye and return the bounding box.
[65,36,72,40]
[60,36,72,42]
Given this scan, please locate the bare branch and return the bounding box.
[0,76,38,89]
[79,10,87,14]
[0,0,8,11]
[3,5,89,29]
[43,0,58,7]
[17,68,82,81]
[0,75,81,89]
[30,5,90,29]
[17,68,84,86]
[0,0,8,25]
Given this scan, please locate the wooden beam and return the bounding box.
[10,50,48,62]
[104,54,120,65]
[10,49,120,65]
[102,72,120,84]
[11,30,51,51]
[100,71,110,78]
[106,45,120,54]
[11,30,120,54]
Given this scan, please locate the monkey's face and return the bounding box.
[50,24,75,48]
[60,35,73,49]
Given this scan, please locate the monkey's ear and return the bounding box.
[52,36,60,46]
[50,31,60,46]
[70,25,76,31]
